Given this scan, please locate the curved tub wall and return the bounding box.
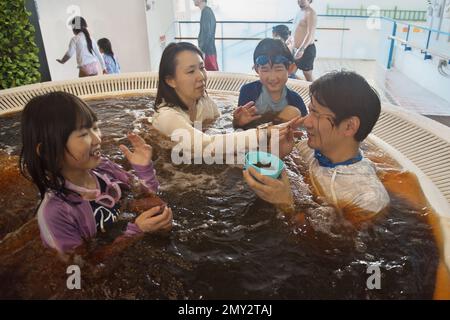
[1,72,449,268]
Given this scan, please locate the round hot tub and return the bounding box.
[0,72,449,299]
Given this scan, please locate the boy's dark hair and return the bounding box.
[20,92,97,199]
[309,71,381,142]
[272,25,291,41]
[155,42,204,111]
[70,16,94,55]
[97,38,116,64]
[253,38,294,68]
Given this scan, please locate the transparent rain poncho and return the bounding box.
[296,140,390,220]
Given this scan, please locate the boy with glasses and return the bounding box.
[233,38,308,130]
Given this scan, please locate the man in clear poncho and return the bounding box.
[243,71,390,224]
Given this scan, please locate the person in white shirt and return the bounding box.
[57,16,106,77]
[244,71,390,225]
[151,42,301,163]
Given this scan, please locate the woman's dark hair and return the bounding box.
[20,91,97,199]
[71,16,93,55]
[272,25,291,42]
[97,38,116,64]
[155,42,204,111]
[253,38,294,68]
[309,71,381,141]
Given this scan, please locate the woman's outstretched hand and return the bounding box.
[119,132,153,166]
[265,116,305,158]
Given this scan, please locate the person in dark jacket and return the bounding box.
[193,0,218,71]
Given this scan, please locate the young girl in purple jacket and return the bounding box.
[19,92,172,254]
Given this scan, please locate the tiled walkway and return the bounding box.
[309,58,450,126]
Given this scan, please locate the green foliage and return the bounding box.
[0,0,41,89]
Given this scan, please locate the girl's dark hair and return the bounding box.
[272,25,291,41]
[253,38,294,68]
[71,16,93,55]
[155,42,204,111]
[309,71,381,142]
[20,92,98,199]
[97,38,116,64]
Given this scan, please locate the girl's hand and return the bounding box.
[135,206,173,233]
[119,132,153,166]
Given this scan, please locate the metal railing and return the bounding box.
[326,5,427,22]
[175,18,351,70]
[384,17,450,69]
[176,14,450,71]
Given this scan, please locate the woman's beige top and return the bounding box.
[151,96,258,157]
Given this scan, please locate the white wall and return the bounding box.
[174,0,430,64]
[144,0,176,71]
[394,48,450,103]
[315,17,381,59]
[373,1,450,103]
[36,0,151,81]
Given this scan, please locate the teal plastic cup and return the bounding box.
[244,151,285,179]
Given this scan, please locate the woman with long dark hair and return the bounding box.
[57,16,106,77]
[152,42,300,161]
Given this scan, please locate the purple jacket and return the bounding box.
[37,158,159,253]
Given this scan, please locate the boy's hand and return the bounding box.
[233,101,262,127]
[135,206,173,233]
[119,132,153,166]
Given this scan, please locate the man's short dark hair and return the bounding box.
[309,71,381,141]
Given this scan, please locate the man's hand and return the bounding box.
[243,167,294,207]
[294,48,304,60]
[233,101,262,127]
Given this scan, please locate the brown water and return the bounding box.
[0,94,440,299]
